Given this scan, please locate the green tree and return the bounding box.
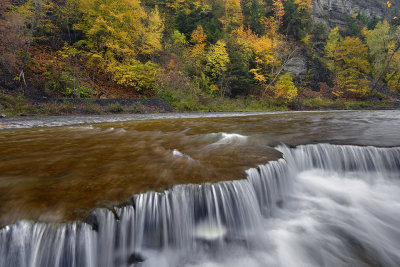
[219,0,243,32]
[168,29,188,57]
[366,20,400,92]
[225,38,254,96]
[12,0,58,85]
[242,0,266,35]
[282,0,312,40]
[175,4,222,44]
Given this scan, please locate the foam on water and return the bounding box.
[1,144,400,267]
[213,133,248,145]
[204,133,249,145]
[172,149,193,160]
[0,112,287,130]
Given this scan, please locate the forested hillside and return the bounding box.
[0,0,400,112]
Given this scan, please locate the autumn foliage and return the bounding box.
[0,0,400,107]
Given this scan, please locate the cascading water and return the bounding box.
[1,144,400,267]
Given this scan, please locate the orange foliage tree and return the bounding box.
[234,27,280,85]
[273,0,285,25]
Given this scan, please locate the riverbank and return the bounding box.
[0,92,398,117]
[0,94,175,117]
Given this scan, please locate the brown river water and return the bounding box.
[0,110,399,226]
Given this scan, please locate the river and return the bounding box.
[0,110,399,267]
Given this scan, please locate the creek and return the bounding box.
[0,110,399,267]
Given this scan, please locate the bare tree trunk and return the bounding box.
[18,0,42,87]
[19,27,33,86]
[263,47,299,95]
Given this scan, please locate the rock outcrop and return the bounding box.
[289,0,388,84]
[312,0,386,28]
[283,54,308,76]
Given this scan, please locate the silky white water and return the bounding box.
[1,144,400,267]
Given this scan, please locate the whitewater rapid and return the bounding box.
[1,144,400,267]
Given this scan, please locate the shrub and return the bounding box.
[83,99,102,114]
[0,92,37,115]
[298,88,321,99]
[107,102,124,113]
[41,101,75,115]
[319,82,335,99]
[63,86,93,98]
[302,97,338,109]
[155,70,208,111]
[129,102,145,113]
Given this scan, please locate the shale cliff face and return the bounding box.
[313,0,386,27]
[285,0,387,79]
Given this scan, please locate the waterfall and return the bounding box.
[1,144,400,267]
[278,144,400,173]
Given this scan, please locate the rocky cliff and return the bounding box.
[283,1,388,79]
[312,0,386,27]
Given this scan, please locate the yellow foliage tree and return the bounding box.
[74,0,163,91]
[220,0,243,32]
[234,26,281,85]
[324,27,342,70]
[141,6,164,56]
[274,72,298,102]
[332,37,370,98]
[189,25,207,60]
[77,0,147,58]
[190,25,207,47]
[185,25,207,78]
[294,0,312,12]
[387,72,400,92]
[206,40,230,81]
[205,40,230,95]
[273,0,285,26]
[14,0,59,43]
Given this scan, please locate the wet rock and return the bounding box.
[85,213,99,232]
[111,207,120,221]
[127,252,145,265]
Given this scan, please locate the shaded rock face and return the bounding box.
[283,55,308,76]
[312,0,385,27]
[291,0,386,82]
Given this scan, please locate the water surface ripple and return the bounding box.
[1,144,400,267]
[0,111,400,266]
